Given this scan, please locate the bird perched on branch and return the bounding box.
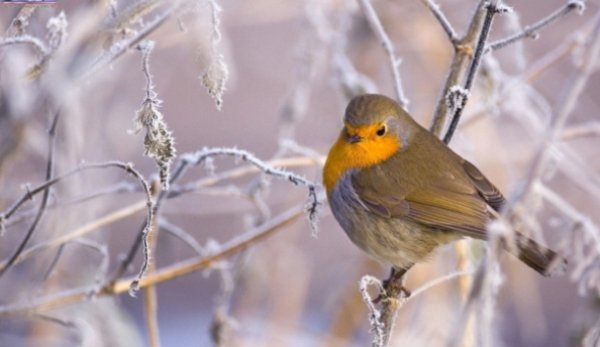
[323,94,566,288]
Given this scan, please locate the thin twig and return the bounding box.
[487,1,585,52]
[410,270,476,299]
[168,156,323,199]
[0,35,49,56]
[361,269,475,346]
[110,222,146,285]
[0,162,154,276]
[209,241,238,346]
[524,34,581,82]
[41,244,65,283]
[84,2,180,79]
[0,201,317,316]
[0,161,152,224]
[130,200,158,295]
[359,275,386,347]
[356,0,409,109]
[127,147,322,293]
[144,182,161,347]
[332,3,378,99]
[515,13,600,201]
[447,225,504,347]
[158,219,204,255]
[1,162,148,223]
[41,238,110,291]
[420,0,458,42]
[74,239,111,286]
[172,148,320,235]
[561,122,600,141]
[3,156,320,271]
[277,2,329,141]
[108,0,163,33]
[5,5,37,37]
[133,41,175,189]
[34,313,77,329]
[141,208,298,291]
[3,182,138,230]
[0,111,60,278]
[453,241,476,347]
[0,201,147,272]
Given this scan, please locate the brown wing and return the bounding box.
[402,186,489,238]
[351,173,490,240]
[462,160,505,211]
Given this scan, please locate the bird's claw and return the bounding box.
[372,280,411,304]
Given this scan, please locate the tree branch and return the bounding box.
[429,0,488,136]
[356,0,409,109]
[0,201,317,316]
[0,111,59,278]
[420,0,458,42]
[487,1,584,52]
[443,1,506,144]
[0,162,155,277]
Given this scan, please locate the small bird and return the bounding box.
[323,94,565,284]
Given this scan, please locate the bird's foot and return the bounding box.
[372,278,411,304]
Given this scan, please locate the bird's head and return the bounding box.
[323,94,419,193]
[342,94,417,148]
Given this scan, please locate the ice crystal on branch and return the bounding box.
[131,41,176,189]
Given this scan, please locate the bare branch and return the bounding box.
[144,182,161,347]
[0,111,59,278]
[110,222,146,285]
[5,5,37,36]
[40,244,66,283]
[356,0,409,109]
[0,201,317,316]
[359,275,386,347]
[0,35,49,56]
[332,4,378,99]
[121,202,311,290]
[443,1,507,144]
[361,269,475,346]
[516,14,600,201]
[410,270,475,299]
[1,201,147,272]
[108,0,163,34]
[41,238,110,294]
[2,156,320,271]
[34,313,77,330]
[168,156,323,199]
[0,162,155,278]
[174,148,321,235]
[488,1,585,52]
[85,2,180,79]
[524,34,581,82]
[429,0,488,136]
[561,122,600,141]
[420,0,458,42]
[158,219,204,255]
[73,239,111,286]
[132,40,176,190]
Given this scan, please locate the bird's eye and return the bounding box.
[376,125,387,137]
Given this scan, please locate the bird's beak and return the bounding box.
[347,134,362,143]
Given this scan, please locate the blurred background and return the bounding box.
[0,0,599,346]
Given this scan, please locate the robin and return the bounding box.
[323,94,565,286]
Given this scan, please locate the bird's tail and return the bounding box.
[505,233,567,277]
